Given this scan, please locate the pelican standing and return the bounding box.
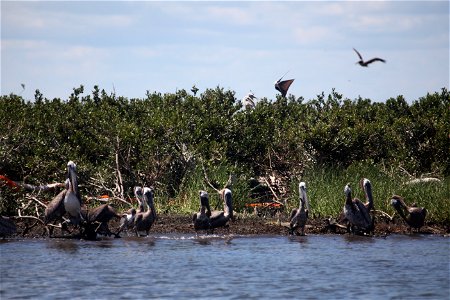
[64,161,83,225]
[391,195,427,233]
[193,190,212,232]
[86,203,121,238]
[353,48,386,67]
[134,187,157,236]
[0,216,16,238]
[343,183,372,234]
[118,208,137,234]
[289,182,309,236]
[209,188,233,231]
[118,186,143,235]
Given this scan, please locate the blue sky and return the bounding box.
[1,1,449,103]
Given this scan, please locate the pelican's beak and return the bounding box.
[67,161,78,194]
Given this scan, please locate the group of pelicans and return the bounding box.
[287,178,427,236]
[7,160,426,239]
[42,161,234,239]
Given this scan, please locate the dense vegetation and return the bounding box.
[1,86,449,223]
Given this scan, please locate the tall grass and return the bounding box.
[159,162,449,224]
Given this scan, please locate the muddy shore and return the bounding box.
[7,213,449,239]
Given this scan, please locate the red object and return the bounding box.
[0,175,21,191]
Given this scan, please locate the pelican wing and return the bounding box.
[353,48,363,60]
[365,57,385,65]
[275,79,294,97]
[353,199,371,228]
[44,189,67,224]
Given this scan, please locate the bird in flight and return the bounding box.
[353,48,386,67]
[275,71,294,97]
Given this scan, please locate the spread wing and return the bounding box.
[365,57,386,65]
[275,79,295,97]
[353,48,363,60]
[44,189,67,224]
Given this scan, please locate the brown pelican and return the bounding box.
[275,76,295,98]
[391,195,427,233]
[134,186,144,213]
[86,204,121,238]
[64,161,83,225]
[133,187,157,236]
[343,183,372,234]
[360,178,374,211]
[289,182,309,236]
[0,216,16,238]
[209,188,233,231]
[192,190,212,232]
[353,48,386,67]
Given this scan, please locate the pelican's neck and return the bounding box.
[363,179,374,210]
[223,190,233,218]
[345,189,352,205]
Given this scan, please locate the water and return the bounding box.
[1,234,449,299]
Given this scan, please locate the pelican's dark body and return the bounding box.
[391,195,427,232]
[209,188,233,231]
[134,187,157,236]
[343,183,373,234]
[0,216,16,238]
[193,190,211,232]
[353,48,385,67]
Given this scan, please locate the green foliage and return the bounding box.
[0,86,448,222]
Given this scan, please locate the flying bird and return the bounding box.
[353,48,386,67]
[275,72,294,97]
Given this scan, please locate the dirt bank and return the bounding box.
[6,213,449,239]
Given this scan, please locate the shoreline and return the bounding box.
[6,213,449,239]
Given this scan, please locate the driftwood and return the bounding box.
[0,175,64,192]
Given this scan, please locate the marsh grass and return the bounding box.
[156,162,448,224]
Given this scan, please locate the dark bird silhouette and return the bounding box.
[275,72,294,97]
[209,188,233,231]
[391,195,427,233]
[353,48,386,67]
[192,190,212,232]
[0,216,17,238]
[134,187,157,236]
[289,182,309,236]
[343,183,372,234]
[86,204,121,238]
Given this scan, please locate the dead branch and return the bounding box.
[14,215,45,225]
[25,195,48,208]
[115,136,125,200]
[0,175,65,192]
[201,162,220,194]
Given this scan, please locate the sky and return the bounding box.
[1,1,449,103]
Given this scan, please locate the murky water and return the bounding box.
[0,234,448,299]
